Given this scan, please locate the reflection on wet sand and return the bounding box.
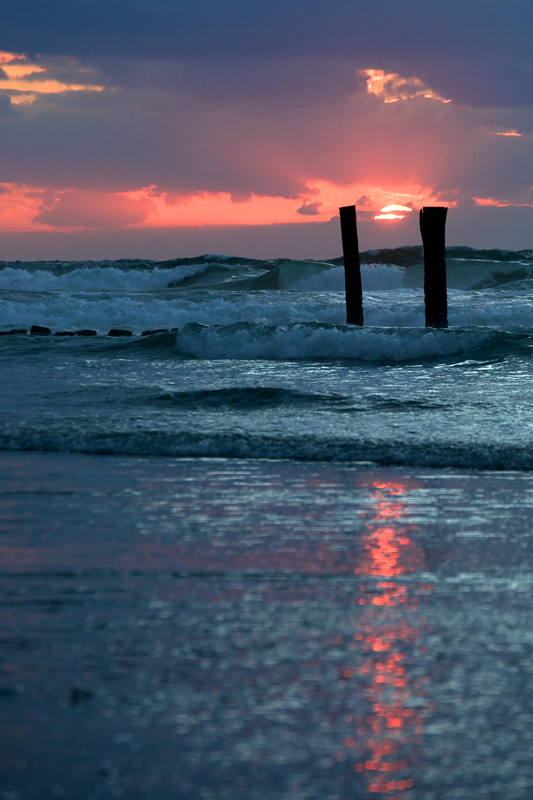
[348,481,431,797]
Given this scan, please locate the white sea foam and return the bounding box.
[0,263,209,292]
[0,294,349,331]
[2,257,533,297]
[0,260,406,294]
[174,322,509,362]
[4,287,533,335]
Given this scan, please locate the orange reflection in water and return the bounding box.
[348,481,430,797]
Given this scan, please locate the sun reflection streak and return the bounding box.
[345,481,431,797]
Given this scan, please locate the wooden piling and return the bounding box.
[339,205,364,326]
[420,206,448,328]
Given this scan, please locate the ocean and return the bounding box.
[2,246,533,799]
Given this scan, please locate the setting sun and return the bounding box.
[374,205,413,221]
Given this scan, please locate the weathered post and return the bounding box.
[339,205,364,326]
[420,206,448,328]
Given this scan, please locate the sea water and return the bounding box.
[2,246,533,466]
[2,247,533,799]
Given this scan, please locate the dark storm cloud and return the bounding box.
[92,56,364,109]
[414,58,533,110]
[2,0,532,63]
[0,86,314,196]
[297,201,323,216]
[0,94,19,117]
[2,1,532,110]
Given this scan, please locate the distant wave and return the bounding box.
[0,263,211,292]
[2,246,533,295]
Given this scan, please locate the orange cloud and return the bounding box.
[35,190,156,229]
[474,197,533,208]
[361,69,451,104]
[0,51,103,105]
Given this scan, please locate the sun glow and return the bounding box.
[374,204,413,221]
[0,181,440,232]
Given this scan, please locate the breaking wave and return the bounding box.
[1,425,533,470]
[3,324,532,364]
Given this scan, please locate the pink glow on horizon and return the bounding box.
[0,182,440,232]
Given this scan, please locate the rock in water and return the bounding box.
[108,329,133,337]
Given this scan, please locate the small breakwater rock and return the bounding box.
[108,329,133,337]
[2,327,172,338]
[30,325,51,336]
[69,686,95,706]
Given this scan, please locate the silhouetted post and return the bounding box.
[420,207,448,328]
[339,205,364,325]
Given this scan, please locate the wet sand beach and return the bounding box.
[2,451,533,799]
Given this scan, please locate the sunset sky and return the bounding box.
[1,1,533,259]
